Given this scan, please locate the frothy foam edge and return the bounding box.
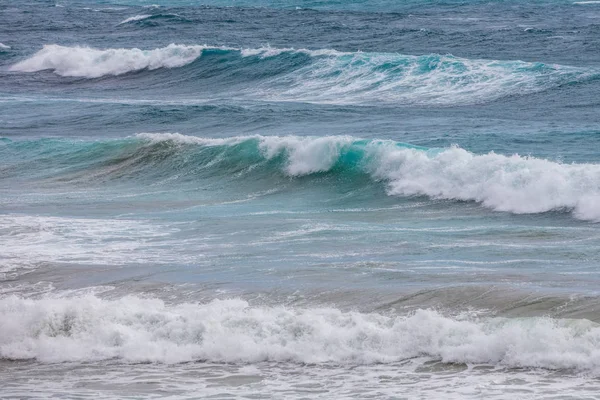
[1,294,600,371]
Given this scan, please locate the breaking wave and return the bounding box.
[118,13,188,25]
[2,133,600,221]
[118,14,152,24]
[1,294,600,371]
[10,44,208,78]
[9,44,598,105]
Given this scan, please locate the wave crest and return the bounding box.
[9,44,209,78]
[118,14,152,24]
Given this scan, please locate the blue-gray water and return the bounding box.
[2,1,600,398]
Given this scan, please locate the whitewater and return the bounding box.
[3,295,600,370]
[2,0,600,399]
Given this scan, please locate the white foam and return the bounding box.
[1,294,600,371]
[0,43,10,50]
[240,46,345,58]
[119,14,151,24]
[9,44,210,78]
[0,214,186,274]
[136,132,250,146]
[264,53,594,105]
[138,134,600,221]
[259,135,355,175]
[371,144,600,221]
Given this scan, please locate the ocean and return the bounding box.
[2,0,600,398]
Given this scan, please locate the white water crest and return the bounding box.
[1,294,600,371]
[138,133,600,221]
[261,53,595,105]
[0,42,10,50]
[9,44,211,78]
[118,14,152,24]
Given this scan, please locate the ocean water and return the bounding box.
[2,0,600,398]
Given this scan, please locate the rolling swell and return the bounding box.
[10,44,599,105]
[3,133,600,221]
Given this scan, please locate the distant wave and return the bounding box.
[118,14,152,24]
[3,133,600,221]
[10,44,209,78]
[2,294,600,371]
[10,44,598,105]
[0,42,10,50]
[118,13,187,25]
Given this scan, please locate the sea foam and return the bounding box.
[118,14,152,24]
[1,294,600,371]
[9,44,211,78]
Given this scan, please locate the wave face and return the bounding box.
[10,44,597,105]
[3,133,600,221]
[1,294,599,371]
[141,134,600,221]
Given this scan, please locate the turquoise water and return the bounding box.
[2,1,600,398]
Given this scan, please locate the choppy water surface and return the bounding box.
[1,1,600,398]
